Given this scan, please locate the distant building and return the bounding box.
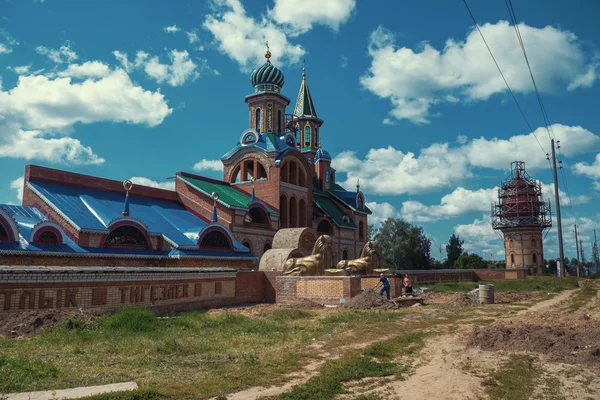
[0,50,370,267]
[491,161,552,275]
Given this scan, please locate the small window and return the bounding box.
[325,167,329,183]
[267,104,273,132]
[509,239,514,249]
[277,110,282,133]
[357,194,364,209]
[264,243,272,253]
[0,223,9,242]
[244,134,255,143]
[510,254,515,264]
[295,124,300,144]
[242,241,252,252]
[304,125,311,146]
[199,231,231,250]
[104,225,149,248]
[342,250,348,260]
[37,230,60,245]
[255,108,261,132]
[286,135,295,147]
[533,253,537,264]
[531,239,536,248]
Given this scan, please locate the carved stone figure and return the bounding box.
[329,241,385,276]
[283,235,333,276]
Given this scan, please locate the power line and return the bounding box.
[462,0,548,156]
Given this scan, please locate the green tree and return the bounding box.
[453,252,487,269]
[570,258,579,266]
[367,224,377,240]
[445,234,464,267]
[374,218,432,270]
[546,259,557,274]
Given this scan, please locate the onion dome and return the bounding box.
[315,147,331,162]
[250,47,285,93]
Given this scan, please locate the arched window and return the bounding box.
[104,225,149,248]
[531,239,536,248]
[317,219,332,234]
[342,250,348,260]
[264,242,272,253]
[0,223,9,242]
[199,231,231,250]
[357,194,364,209]
[359,221,365,241]
[289,197,298,227]
[509,239,514,249]
[532,253,538,264]
[255,108,261,132]
[277,110,282,133]
[247,207,269,225]
[230,164,241,183]
[242,241,252,252]
[256,162,267,179]
[325,167,329,183]
[295,124,300,144]
[304,125,311,146]
[280,195,288,228]
[37,230,59,245]
[510,254,515,264]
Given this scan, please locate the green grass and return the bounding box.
[73,389,163,400]
[483,355,541,400]
[267,333,425,400]
[0,307,411,399]
[421,276,579,294]
[565,282,597,312]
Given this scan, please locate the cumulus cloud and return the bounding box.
[361,22,598,124]
[574,153,600,189]
[130,177,175,191]
[454,215,504,257]
[56,61,111,78]
[401,187,498,223]
[269,0,355,36]
[193,159,223,172]
[113,49,205,87]
[340,56,348,68]
[204,0,305,70]
[0,129,105,165]
[0,29,18,54]
[10,176,24,202]
[36,43,78,64]
[0,43,11,54]
[8,65,32,74]
[540,182,590,207]
[365,201,400,227]
[333,124,600,196]
[164,25,181,33]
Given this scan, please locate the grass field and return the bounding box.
[0,276,585,399]
[420,276,579,294]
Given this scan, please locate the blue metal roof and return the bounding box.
[331,190,372,214]
[221,133,292,160]
[26,181,249,251]
[1,205,48,241]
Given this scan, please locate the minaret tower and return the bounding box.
[491,161,552,275]
[289,62,323,163]
[246,44,290,135]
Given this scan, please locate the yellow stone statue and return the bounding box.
[283,235,333,276]
[326,241,388,276]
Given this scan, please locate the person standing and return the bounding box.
[403,274,413,296]
[375,273,391,300]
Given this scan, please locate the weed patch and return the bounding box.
[422,276,578,294]
[73,389,163,400]
[484,355,540,400]
[0,356,60,393]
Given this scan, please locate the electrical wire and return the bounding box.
[462,0,548,156]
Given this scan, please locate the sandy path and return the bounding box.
[517,288,579,315]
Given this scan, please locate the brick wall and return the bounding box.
[175,178,234,228]
[473,269,526,281]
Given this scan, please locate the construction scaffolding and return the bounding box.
[491,161,552,232]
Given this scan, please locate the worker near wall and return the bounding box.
[403,274,413,296]
[375,273,391,300]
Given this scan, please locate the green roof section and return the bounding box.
[313,194,357,228]
[293,69,318,118]
[179,174,278,215]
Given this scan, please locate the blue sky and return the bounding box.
[1,0,599,262]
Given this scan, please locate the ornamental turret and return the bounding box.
[288,63,323,163]
[246,45,290,134]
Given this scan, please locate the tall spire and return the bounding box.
[293,61,318,118]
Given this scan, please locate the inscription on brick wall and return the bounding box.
[0,280,236,313]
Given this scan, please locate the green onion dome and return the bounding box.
[251,50,285,92]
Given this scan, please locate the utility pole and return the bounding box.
[550,139,565,278]
[574,224,580,277]
[439,244,443,263]
[594,230,599,273]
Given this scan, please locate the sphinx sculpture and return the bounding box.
[325,241,390,276]
[282,235,333,276]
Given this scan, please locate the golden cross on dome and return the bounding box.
[265,41,271,60]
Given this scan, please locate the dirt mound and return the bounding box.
[495,291,535,303]
[444,292,477,307]
[285,298,325,309]
[467,312,600,366]
[0,309,110,337]
[341,290,421,310]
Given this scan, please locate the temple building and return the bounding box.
[0,49,370,267]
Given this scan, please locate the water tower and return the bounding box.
[491,161,552,275]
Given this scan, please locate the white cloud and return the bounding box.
[36,43,78,64]
[269,0,355,36]
[0,129,105,165]
[129,177,175,191]
[401,186,498,223]
[540,182,590,207]
[164,25,181,33]
[113,49,203,87]
[0,43,11,54]
[361,22,598,124]
[9,65,32,74]
[187,30,200,44]
[574,154,600,188]
[193,159,223,172]
[10,176,24,202]
[365,201,399,227]
[204,0,305,70]
[340,55,348,68]
[0,69,172,131]
[333,124,600,195]
[0,29,18,54]
[56,61,111,78]
[454,215,503,256]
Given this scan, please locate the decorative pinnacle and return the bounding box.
[302,59,306,79]
[122,180,133,216]
[211,192,219,223]
[356,178,360,192]
[265,41,271,60]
